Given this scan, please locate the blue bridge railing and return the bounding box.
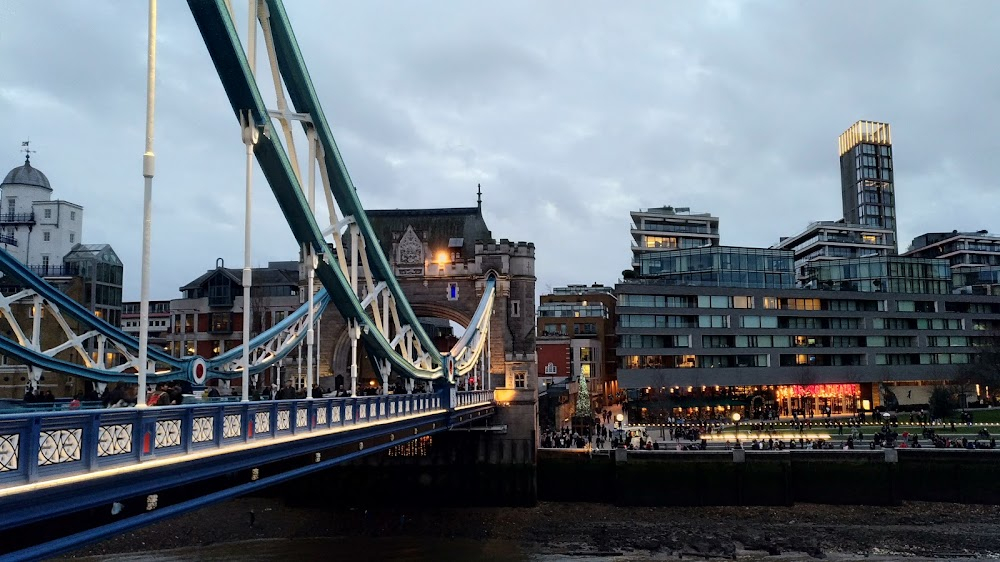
[456,389,494,407]
[0,390,494,488]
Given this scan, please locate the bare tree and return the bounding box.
[955,330,1000,402]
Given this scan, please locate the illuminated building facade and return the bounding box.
[616,279,1000,421]
[536,283,618,409]
[839,120,897,253]
[631,206,719,271]
[613,121,1000,422]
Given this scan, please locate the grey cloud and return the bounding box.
[1,1,998,301]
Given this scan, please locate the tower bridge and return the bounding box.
[0,1,538,559]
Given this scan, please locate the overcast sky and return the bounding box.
[2,1,998,303]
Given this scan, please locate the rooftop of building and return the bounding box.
[34,199,83,209]
[631,206,716,218]
[2,156,51,191]
[838,120,892,156]
[905,230,1000,253]
[365,204,492,258]
[63,243,121,265]
[179,259,298,291]
[773,220,895,249]
[551,283,616,296]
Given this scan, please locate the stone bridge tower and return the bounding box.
[315,199,537,446]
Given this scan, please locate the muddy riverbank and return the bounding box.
[63,498,1000,560]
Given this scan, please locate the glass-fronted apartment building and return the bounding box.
[801,257,952,295]
[905,231,1000,271]
[773,221,894,283]
[630,206,719,271]
[616,278,1000,422]
[839,120,897,253]
[636,246,794,289]
[617,250,1000,421]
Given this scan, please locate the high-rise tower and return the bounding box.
[838,120,897,253]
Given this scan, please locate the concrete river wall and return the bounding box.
[538,448,1000,506]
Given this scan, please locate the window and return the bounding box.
[644,236,678,249]
[762,297,779,309]
[447,282,459,301]
[43,231,51,242]
[44,209,52,219]
[514,371,527,388]
[70,211,76,220]
[620,335,689,348]
[510,300,520,317]
[6,198,14,212]
[210,313,232,333]
[781,298,820,311]
[703,335,734,348]
[735,335,773,348]
[69,233,75,243]
[41,255,50,269]
[698,295,732,309]
[928,336,968,347]
[740,315,777,328]
[733,296,754,309]
[698,315,729,328]
[544,362,557,375]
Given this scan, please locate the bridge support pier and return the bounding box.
[290,427,537,508]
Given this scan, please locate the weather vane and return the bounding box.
[20,140,36,163]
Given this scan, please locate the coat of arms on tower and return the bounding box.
[396,226,424,275]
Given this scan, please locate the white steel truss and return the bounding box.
[0,288,174,388]
[212,304,318,375]
[250,1,447,382]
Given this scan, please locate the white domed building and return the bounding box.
[0,154,124,398]
[1,155,83,272]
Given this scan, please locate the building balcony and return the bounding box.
[0,233,16,246]
[0,212,35,226]
[26,264,79,277]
